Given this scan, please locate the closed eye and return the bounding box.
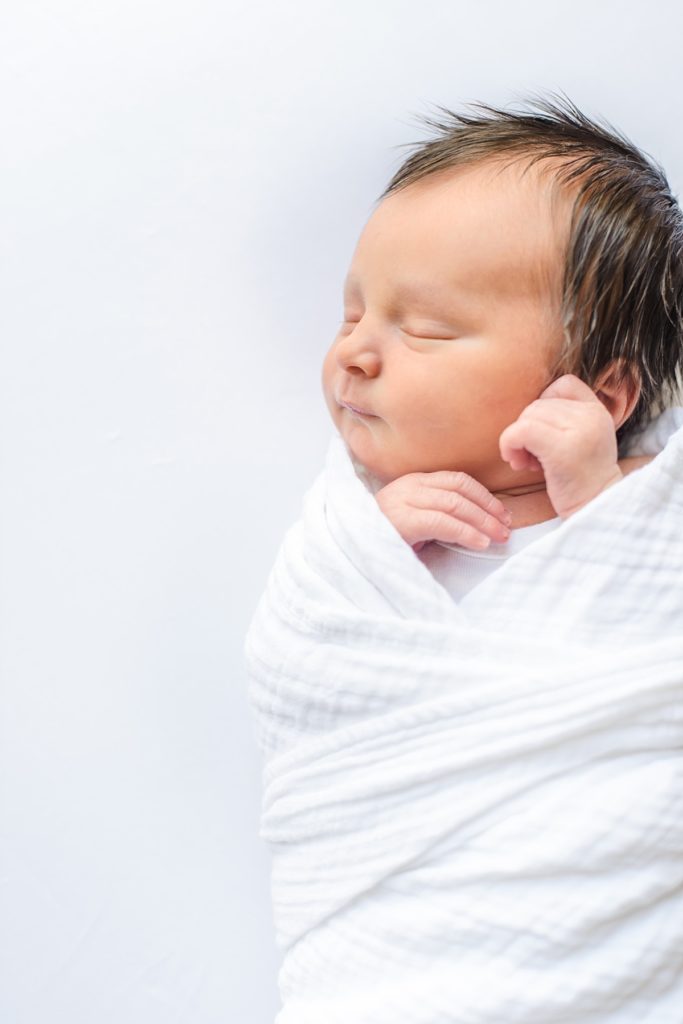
[400,325,458,342]
[404,331,456,340]
[340,318,453,331]
[338,319,457,341]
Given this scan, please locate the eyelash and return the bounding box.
[338,319,455,342]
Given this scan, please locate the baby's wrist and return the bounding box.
[558,466,624,520]
[600,466,625,491]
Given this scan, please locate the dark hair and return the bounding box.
[376,91,683,456]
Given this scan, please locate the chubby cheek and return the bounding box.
[390,369,453,430]
[473,359,540,421]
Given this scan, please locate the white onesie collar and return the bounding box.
[433,515,562,560]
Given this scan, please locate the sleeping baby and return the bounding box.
[321,96,681,599]
[246,94,683,1024]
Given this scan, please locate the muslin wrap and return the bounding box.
[244,408,683,1024]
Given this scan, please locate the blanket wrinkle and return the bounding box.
[245,405,683,1023]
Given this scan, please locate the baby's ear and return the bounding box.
[593,358,641,429]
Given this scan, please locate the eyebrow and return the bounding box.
[343,274,476,306]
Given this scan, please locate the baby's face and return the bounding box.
[321,160,570,491]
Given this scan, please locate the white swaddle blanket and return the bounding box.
[244,408,683,1024]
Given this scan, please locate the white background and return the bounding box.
[1,2,681,1021]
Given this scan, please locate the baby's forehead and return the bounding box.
[398,154,572,227]
[366,159,571,307]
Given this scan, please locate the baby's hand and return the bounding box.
[375,471,513,553]
[498,373,623,519]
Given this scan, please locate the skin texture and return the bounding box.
[321,160,649,538]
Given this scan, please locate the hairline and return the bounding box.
[373,153,577,340]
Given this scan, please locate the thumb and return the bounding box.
[499,420,544,472]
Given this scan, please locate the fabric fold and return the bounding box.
[245,407,683,1024]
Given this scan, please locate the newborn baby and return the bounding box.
[247,97,683,1024]
[321,118,672,561]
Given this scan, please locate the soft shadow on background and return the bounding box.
[1,1,681,1021]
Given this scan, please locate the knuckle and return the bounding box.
[444,490,466,516]
[480,510,496,530]
[449,470,469,488]
[481,492,499,514]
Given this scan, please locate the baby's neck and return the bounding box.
[493,487,558,530]
[494,454,656,529]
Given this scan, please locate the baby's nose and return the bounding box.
[336,344,381,376]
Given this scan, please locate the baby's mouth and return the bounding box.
[339,399,377,417]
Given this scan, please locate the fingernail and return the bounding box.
[502,509,513,524]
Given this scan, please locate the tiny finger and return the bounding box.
[419,470,511,522]
[428,510,494,549]
[415,491,512,543]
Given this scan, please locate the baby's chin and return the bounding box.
[337,416,507,491]
[339,437,391,494]
[344,441,518,498]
